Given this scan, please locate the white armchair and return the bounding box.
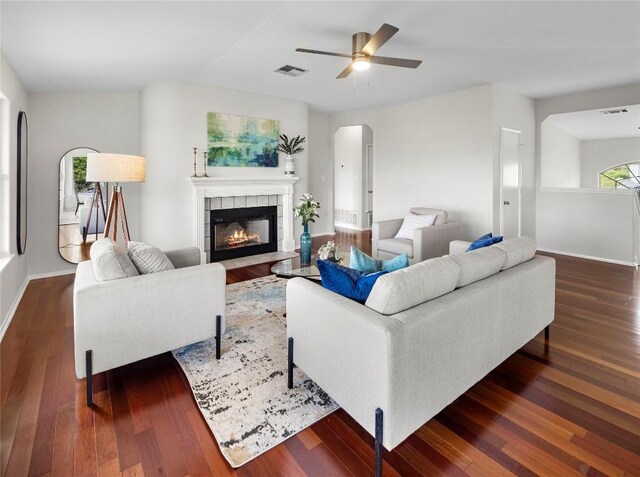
[372,207,461,263]
[74,247,226,406]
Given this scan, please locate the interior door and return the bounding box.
[500,128,521,239]
[366,144,373,227]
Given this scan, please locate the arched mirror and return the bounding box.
[16,111,28,255]
[58,147,107,263]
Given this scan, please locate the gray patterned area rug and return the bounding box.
[172,275,338,468]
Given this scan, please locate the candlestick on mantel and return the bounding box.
[191,147,199,178]
[202,151,209,178]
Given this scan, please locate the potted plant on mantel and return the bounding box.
[278,134,306,176]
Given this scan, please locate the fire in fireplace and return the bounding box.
[210,206,277,261]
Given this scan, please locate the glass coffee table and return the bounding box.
[271,254,349,281]
[271,254,321,281]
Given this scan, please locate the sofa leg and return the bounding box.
[215,315,222,360]
[545,325,550,341]
[86,350,94,407]
[375,408,383,477]
[287,337,294,389]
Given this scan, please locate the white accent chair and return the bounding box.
[74,247,226,406]
[372,207,461,264]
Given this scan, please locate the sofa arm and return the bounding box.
[165,247,202,268]
[372,218,403,258]
[74,261,226,378]
[413,223,462,262]
[286,278,399,449]
[449,240,471,255]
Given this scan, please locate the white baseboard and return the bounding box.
[537,248,636,267]
[311,231,336,238]
[334,223,370,232]
[1,268,76,343]
[28,269,76,281]
[0,277,29,342]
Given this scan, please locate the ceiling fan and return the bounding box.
[296,23,422,79]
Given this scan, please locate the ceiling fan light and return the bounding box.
[353,58,371,71]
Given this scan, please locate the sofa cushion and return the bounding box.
[127,241,175,275]
[449,246,506,287]
[90,238,139,281]
[410,207,448,225]
[394,214,436,240]
[365,256,460,315]
[376,238,414,257]
[449,240,472,255]
[350,247,409,273]
[494,236,537,270]
[317,259,387,304]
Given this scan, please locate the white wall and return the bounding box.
[307,111,333,236]
[492,85,536,238]
[581,137,640,188]
[540,122,581,188]
[0,52,28,338]
[537,189,636,265]
[27,92,140,275]
[374,85,495,239]
[535,83,640,264]
[139,81,309,250]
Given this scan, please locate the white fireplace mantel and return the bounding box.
[188,176,299,263]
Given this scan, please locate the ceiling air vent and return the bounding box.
[600,108,629,115]
[274,65,308,77]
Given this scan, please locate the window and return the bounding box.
[0,93,9,256]
[599,163,640,190]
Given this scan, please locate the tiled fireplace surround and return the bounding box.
[189,177,299,264]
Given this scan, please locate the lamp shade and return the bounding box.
[86,153,146,182]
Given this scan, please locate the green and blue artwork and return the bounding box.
[207,113,279,167]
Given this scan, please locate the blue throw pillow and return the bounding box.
[350,246,409,273]
[317,259,387,303]
[466,233,503,252]
[350,246,379,273]
[381,254,410,272]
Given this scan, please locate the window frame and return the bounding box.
[598,162,640,190]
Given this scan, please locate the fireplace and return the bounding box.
[210,206,278,261]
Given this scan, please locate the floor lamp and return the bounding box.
[82,182,107,244]
[86,153,146,243]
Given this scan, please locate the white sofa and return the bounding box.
[372,207,461,264]
[286,237,554,476]
[74,247,226,406]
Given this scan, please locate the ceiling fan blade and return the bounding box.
[361,23,399,56]
[296,48,352,59]
[336,63,354,79]
[369,55,422,68]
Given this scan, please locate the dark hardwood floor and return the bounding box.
[2,230,639,476]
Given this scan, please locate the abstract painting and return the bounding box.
[207,113,279,167]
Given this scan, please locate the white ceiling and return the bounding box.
[545,104,640,140]
[2,1,639,112]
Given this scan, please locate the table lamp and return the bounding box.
[86,153,146,243]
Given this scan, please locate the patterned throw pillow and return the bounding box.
[126,241,175,274]
[394,214,437,240]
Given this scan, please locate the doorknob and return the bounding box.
[503,201,510,205]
